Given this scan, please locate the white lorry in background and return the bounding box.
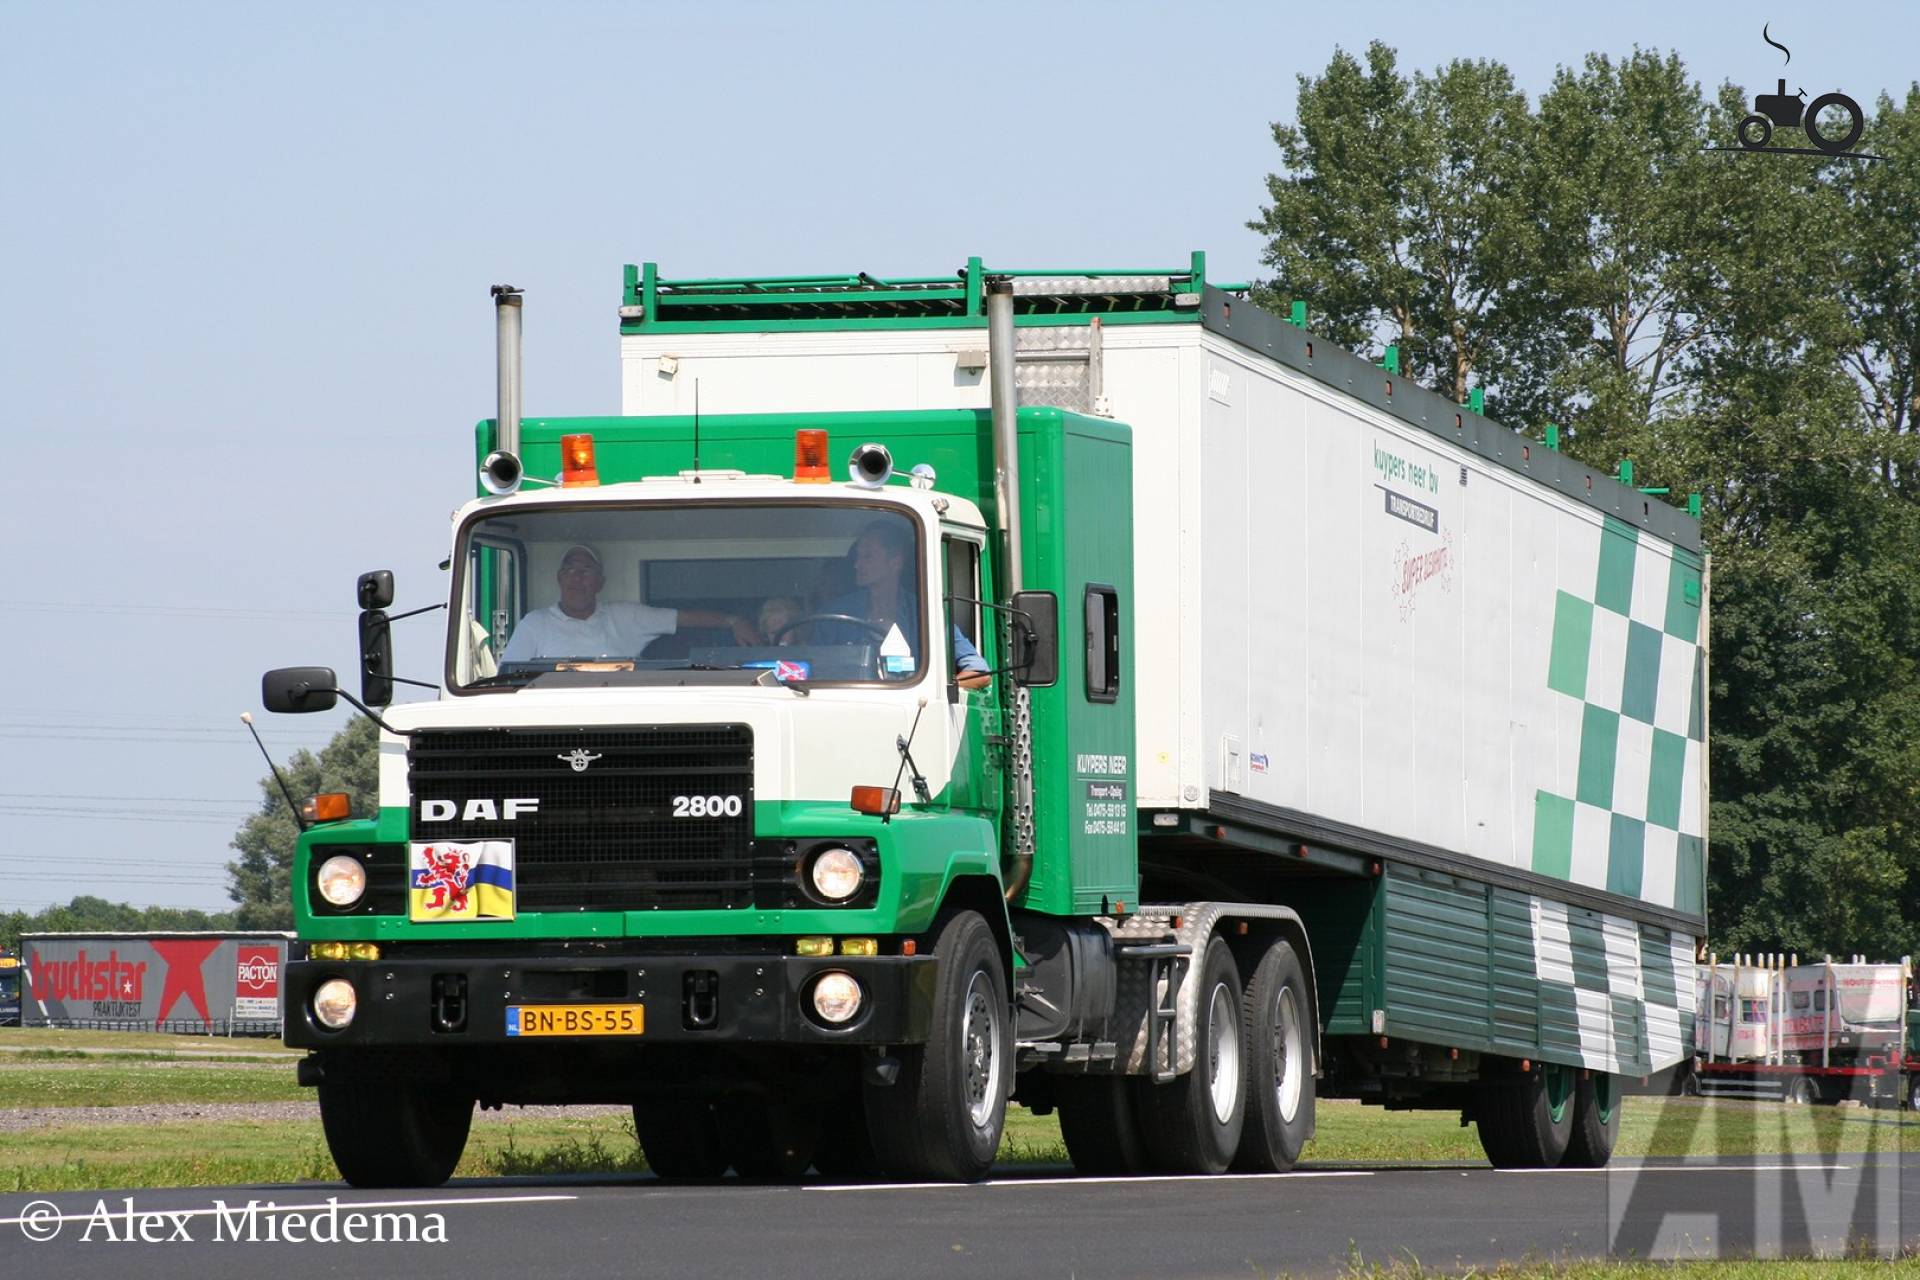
[1686,954,1913,1106]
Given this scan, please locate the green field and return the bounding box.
[1,1094,1912,1191]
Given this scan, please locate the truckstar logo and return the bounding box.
[556,749,602,772]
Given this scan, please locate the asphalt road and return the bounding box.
[0,1155,1913,1279]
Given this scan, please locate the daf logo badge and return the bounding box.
[557,748,603,773]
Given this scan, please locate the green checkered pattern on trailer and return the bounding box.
[1533,516,1705,916]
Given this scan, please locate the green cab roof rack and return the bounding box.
[618,251,1252,334]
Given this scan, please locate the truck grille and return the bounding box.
[407,725,754,911]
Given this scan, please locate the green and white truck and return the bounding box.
[264,255,1707,1186]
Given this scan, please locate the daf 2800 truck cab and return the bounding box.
[266,262,1708,1187]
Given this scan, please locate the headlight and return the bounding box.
[312,978,358,1029]
[315,855,367,907]
[810,972,863,1024]
[808,847,865,903]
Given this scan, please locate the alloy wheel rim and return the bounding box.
[1274,986,1304,1122]
[1207,981,1242,1125]
[961,970,1004,1129]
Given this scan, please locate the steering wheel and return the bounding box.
[770,613,891,643]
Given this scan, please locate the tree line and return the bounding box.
[217,45,1919,963]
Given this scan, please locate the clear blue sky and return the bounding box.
[2,1,1911,912]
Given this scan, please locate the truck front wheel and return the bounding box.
[1234,938,1315,1172]
[633,1098,727,1179]
[1133,935,1246,1173]
[864,909,1010,1181]
[318,1078,472,1188]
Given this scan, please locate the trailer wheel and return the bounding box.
[1907,1073,1918,1113]
[1562,1073,1619,1167]
[1232,938,1315,1172]
[1786,1075,1820,1106]
[1134,935,1246,1174]
[1474,1062,1574,1168]
[1680,1068,1702,1097]
[1056,1076,1149,1174]
[318,1078,472,1188]
[864,909,1009,1181]
[633,1098,727,1179]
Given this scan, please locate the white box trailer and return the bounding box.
[618,257,1712,932]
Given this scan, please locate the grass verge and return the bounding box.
[1,1097,1912,1192]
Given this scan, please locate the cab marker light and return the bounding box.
[302,793,351,823]
[850,786,901,816]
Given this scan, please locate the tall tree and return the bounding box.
[1250,43,1544,408]
[227,715,379,929]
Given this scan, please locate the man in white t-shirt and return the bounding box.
[500,544,760,662]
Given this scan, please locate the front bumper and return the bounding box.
[283,951,936,1049]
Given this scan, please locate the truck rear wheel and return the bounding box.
[1056,1076,1149,1174]
[1475,1062,1574,1168]
[864,909,1010,1181]
[318,1078,472,1188]
[633,1098,727,1179]
[1233,939,1315,1172]
[1786,1075,1820,1106]
[1561,1072,1619,1167]
[1133,935,1246,1174]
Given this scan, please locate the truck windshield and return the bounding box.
[450,501,927,692]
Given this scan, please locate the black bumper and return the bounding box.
[283,952,936,1049]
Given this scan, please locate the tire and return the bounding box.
[863,910,1010,1181]
[1562,1073,1620,1168]
[1475,1062,1575,1169]
[1233,939,1316,1172]
[633,1097,727,1179]
[1804,93,1864,154]
[719,1094,817,1180]
[1133,935,1246,1174]
[1056,1075,1150,1175]
[811,1099,879,1179]
[1680,1068,1702,1098]
[1906,1073,1919,1113]
[1786,1075,1820,1106]
[1738,114,1773,150]
[318,1077,473,1188]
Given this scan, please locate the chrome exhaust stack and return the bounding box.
[485,284,524,493]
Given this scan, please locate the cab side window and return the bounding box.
[944,537,981,650]
[1085,584,1119,703]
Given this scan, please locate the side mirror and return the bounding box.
[262,666,340,714]
[358,610,394,707]
[1009,590,1058,687]
[357,570,394,611]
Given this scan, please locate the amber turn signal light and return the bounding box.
[850,785,901,816]
[794,429,831,482]
[301,792,351,822]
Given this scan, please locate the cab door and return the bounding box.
[939,529,1001,815]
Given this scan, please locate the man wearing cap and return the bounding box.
[501,544,760,661]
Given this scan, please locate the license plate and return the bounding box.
[505,1004,644,1037]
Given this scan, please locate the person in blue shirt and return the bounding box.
[822,521,990,689]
